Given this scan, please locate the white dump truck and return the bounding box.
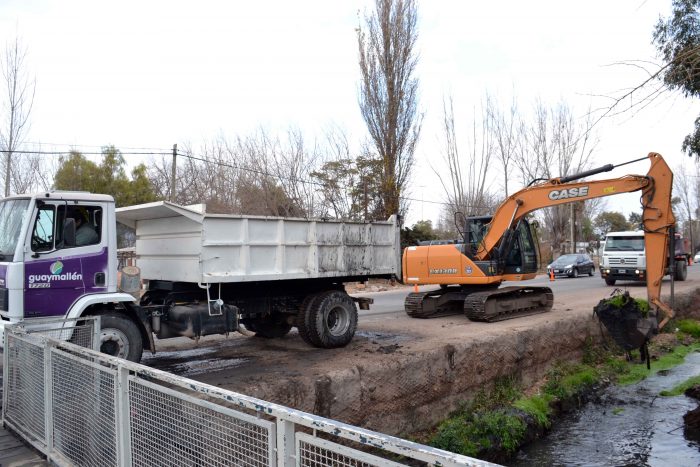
[600,230,687,285]
[0,192,400,362]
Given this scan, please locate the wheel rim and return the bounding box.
[100,328,130,358]
[325,305,351,337]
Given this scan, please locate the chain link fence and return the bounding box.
[2,320,497,467]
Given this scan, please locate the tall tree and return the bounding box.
[514,100,598,253]
[674,162,697,249]
[653,0,700,158]
[594,211,631,238]
[436,95,497,221]
[54,146,156,207]
[487,93,521,197]
[0,35,34,196]
[628,212,643,229]
[357,0,422,220]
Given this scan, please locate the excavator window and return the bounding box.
[503,221,539,274]
[463,216,490,257]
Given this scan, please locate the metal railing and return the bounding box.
[2,321,498,467]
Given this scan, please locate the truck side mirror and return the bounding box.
[63,218,76,247]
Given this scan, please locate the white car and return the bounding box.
[695,252,700,263]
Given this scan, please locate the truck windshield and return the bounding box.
[0,198,30,260]
[604,236,644,252]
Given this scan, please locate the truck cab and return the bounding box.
[0,192,146,357]
[600,231,646,285]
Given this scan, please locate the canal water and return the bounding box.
[511,351,700,467]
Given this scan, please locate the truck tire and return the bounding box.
[296,294,322,346]
[605,277,616,286]
[297,291,358,348]
[247,316,293,338]
[675,260,688,281]
[99,314,143,362]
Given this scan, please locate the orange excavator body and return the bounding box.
[403,152,675,326]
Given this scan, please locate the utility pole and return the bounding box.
[570,203,575,254]
[170,143,177,202]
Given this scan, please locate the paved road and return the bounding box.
[358,264,700,318]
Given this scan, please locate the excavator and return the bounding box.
[403,152,676,330]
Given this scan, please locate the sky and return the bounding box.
[0,0,699,226]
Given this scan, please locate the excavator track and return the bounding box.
[404,285,500,319]
[404,291,463,318]
[464,286,554,322]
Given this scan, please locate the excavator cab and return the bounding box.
[462,216,539,276]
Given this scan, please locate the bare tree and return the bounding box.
[487,93,521,197]
[0,35,34,196]
[435,95,496,223]
[674,161,697,249]
[357,0,422,220]
[148,129,323,218]
[311,126,357,219]
[515,100,598,254]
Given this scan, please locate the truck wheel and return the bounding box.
[298,291,358,348]
[247,317,293,338]
[296,294,322,346]
[675,260,688,281]
[99,314,143,362]
[604,277,616,286]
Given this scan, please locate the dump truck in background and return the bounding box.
[0,193,400,362]
[600,230,689,285]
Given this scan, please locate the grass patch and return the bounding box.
[430,409,526,456]
[513,394,553,428]
[677,320,700,339]
[612,407,624,415]
[615,344,700,386]
[660,374,700,396]
[543,363,599,399]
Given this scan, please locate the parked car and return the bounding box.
[695,252,700,263]
[547,253,595,278]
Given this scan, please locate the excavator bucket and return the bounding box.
[593,291,657,351]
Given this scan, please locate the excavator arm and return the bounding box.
[476,152,675,327]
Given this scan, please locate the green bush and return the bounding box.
[513,394,553,428]
[677,320,700,339]
[430,409,526,456]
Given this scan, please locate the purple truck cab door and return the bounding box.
[25,255,85,317]
[24,248,109,318]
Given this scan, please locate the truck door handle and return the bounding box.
[95,272,105,286]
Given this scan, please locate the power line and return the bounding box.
[22,141,173,152]
[176,150,459,207]
[0,147,463,208]
[0,149,171,156]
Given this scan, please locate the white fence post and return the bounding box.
[2,326,9,423]
[116,365,132,467]
[43,340,54,455]
[93,315,101,352]
[276,419,295,467]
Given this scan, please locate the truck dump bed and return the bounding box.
[116,201,400,284]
